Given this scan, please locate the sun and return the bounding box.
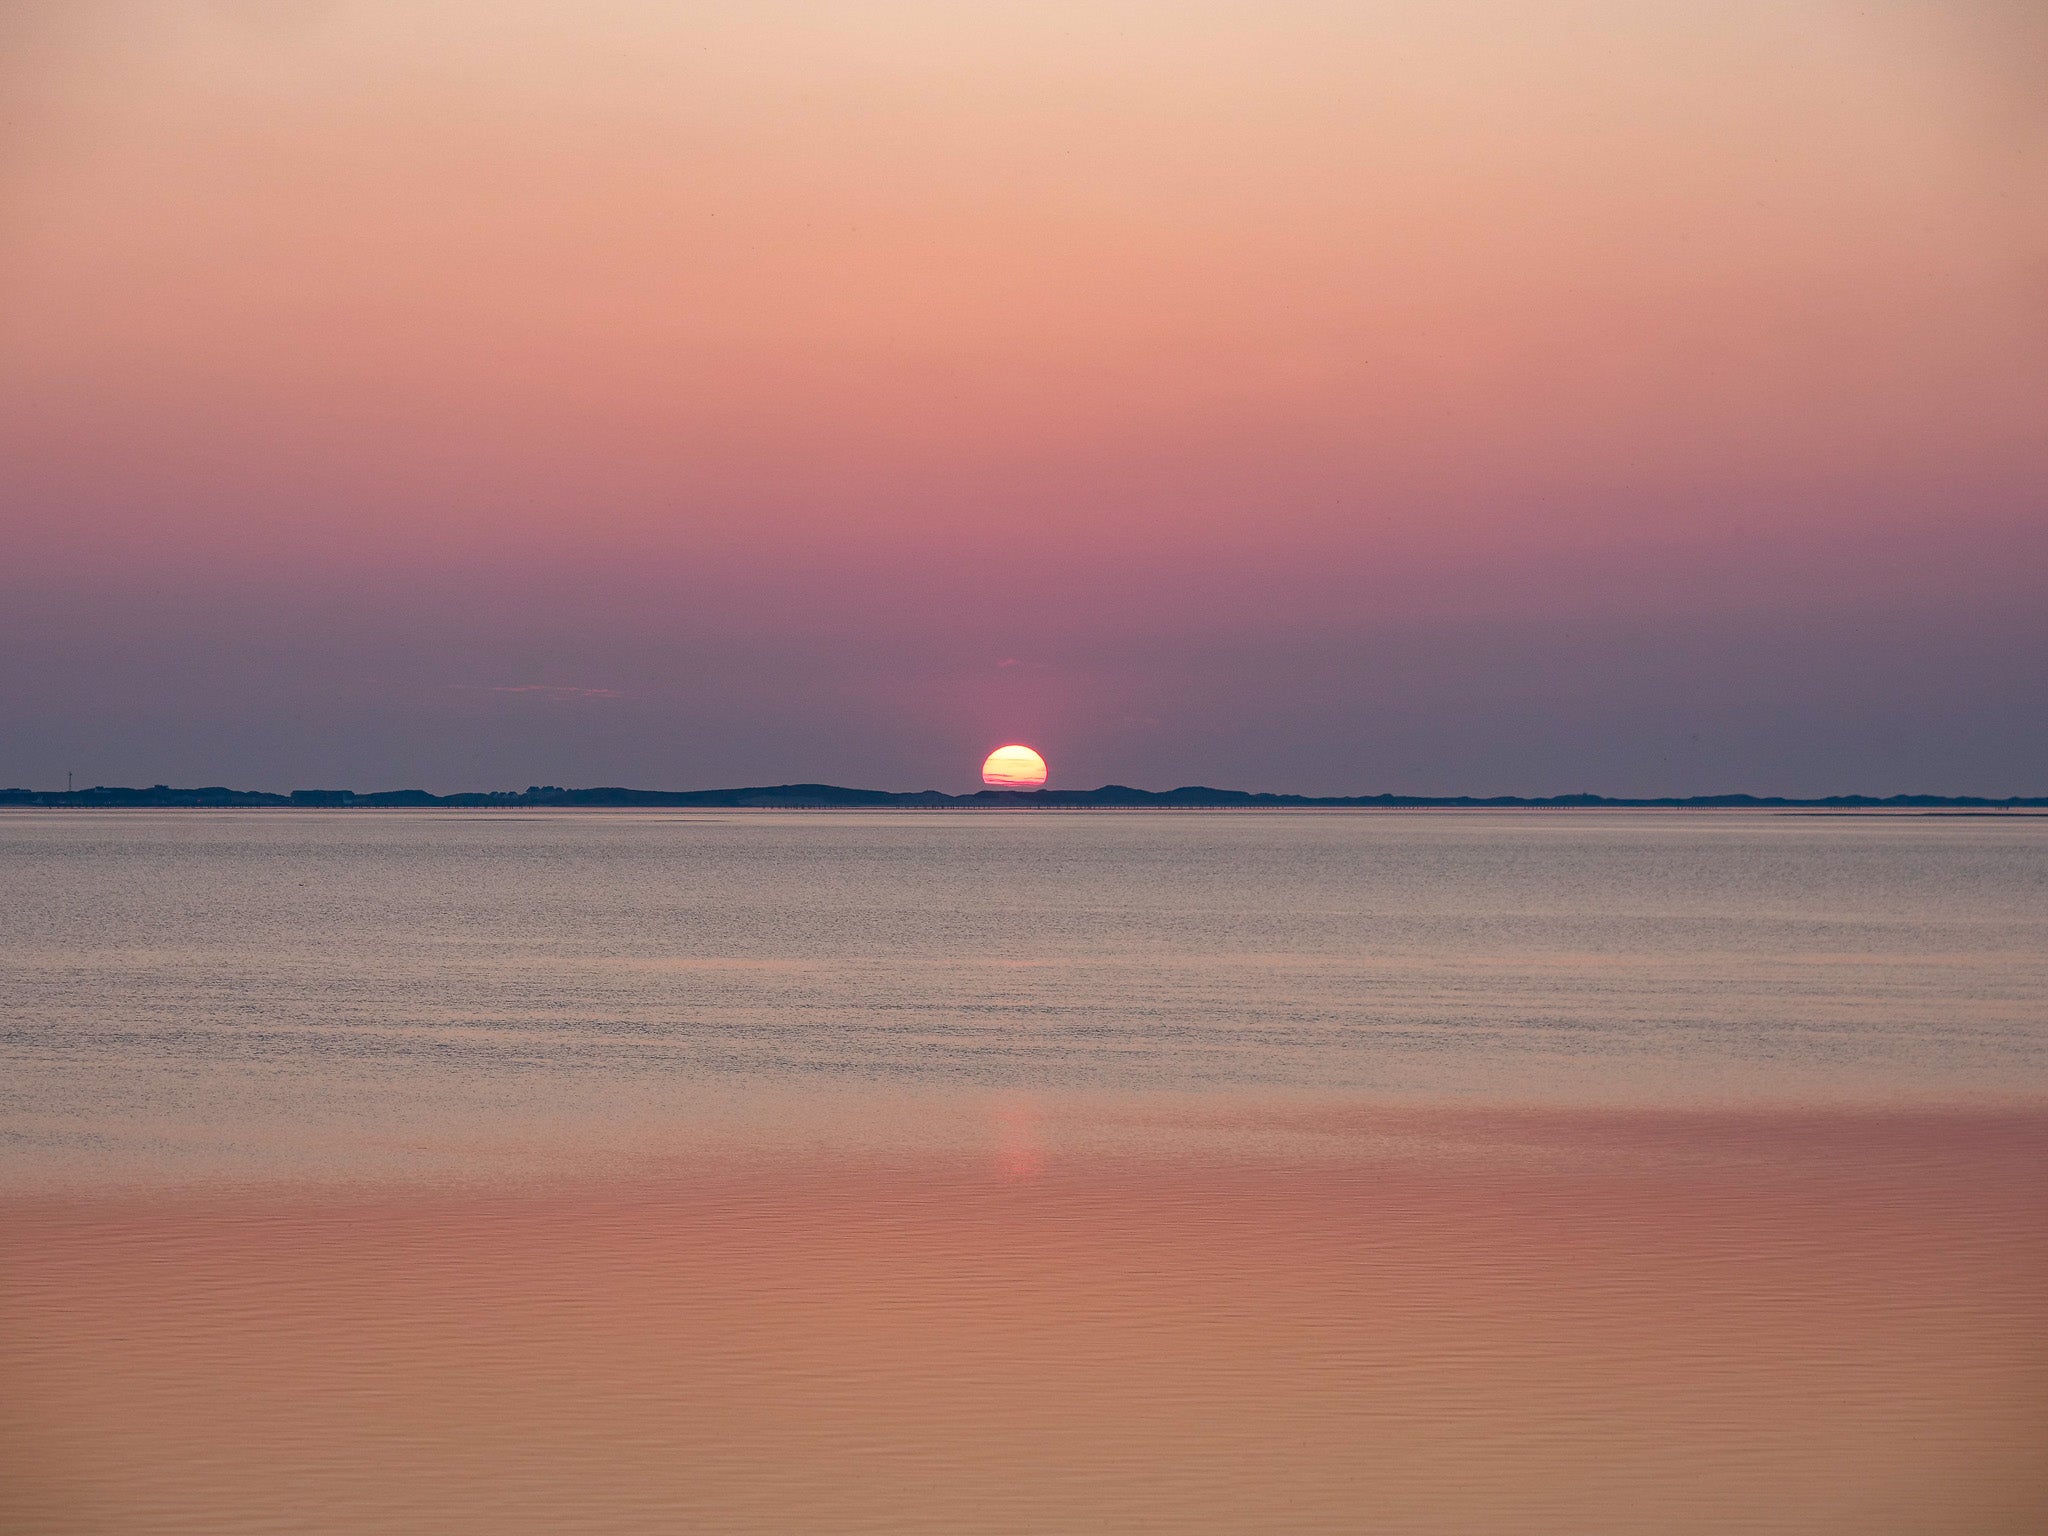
[982,744,1048,788]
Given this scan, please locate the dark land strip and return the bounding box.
[5,785,2045,811]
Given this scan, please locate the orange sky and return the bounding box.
[1,2,2043,792]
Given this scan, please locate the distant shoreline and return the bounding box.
[4,784,2045,811]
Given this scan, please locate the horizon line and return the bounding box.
[5,783,2046,811]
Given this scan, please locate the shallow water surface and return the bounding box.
[1,811,2043,1531]
[3,809,2044,1176]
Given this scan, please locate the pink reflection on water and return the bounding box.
[993,1095,1046,1179]
[1,1101,2044,1534]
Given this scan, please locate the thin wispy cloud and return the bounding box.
[451,684,623,700]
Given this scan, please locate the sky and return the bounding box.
[2,0,2043,795]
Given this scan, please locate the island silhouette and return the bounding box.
[2,784,2042,810]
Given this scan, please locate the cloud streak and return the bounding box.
[459,685,623,701]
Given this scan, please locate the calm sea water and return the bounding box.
[2,809,2044,1177]
[2,811,2044,1532]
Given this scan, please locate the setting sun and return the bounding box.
[981,745,1048,789]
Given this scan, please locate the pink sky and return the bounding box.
[2,1,2043,793]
